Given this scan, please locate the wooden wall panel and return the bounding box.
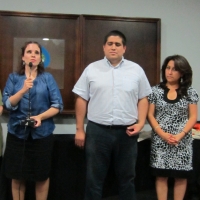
[0,11,160,114]
[0,12,80,113]
[81,15,160,86]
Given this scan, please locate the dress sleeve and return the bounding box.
[148,86,157,104]
[187,87,199,104]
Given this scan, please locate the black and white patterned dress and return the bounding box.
[148,85,199,178]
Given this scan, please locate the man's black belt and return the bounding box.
[89,120,136,129]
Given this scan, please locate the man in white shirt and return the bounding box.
[72,30,152,200]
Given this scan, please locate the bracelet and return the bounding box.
[182,130,187,135]
[154,125,160,131]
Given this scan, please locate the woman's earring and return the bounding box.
[23,61,25,66]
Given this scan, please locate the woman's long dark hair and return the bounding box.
[160,55,192,97]
[17,41,45,75]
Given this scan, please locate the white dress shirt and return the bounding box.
[72,57,152,125]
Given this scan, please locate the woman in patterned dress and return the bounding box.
[147,55,199,200]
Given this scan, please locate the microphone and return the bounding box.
[29,62,33,68]
[23,61,35,126]
[28,62,33,76]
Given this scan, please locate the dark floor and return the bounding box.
[102,188,200,200]
[102,189,164,200]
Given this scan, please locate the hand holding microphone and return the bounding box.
[22,77,33,93]
[22,62,34,93]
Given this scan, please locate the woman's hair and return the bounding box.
[17,41,45,75]
[160,55,192,97]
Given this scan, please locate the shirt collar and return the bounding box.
[104,56,124,68]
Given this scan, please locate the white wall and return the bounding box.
[1,0,200,139]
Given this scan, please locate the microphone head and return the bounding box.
[29,62,33,68]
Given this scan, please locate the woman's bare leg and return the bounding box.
[35,178,50,200]
[174,178,187,200]
[156,177,168,200]
[12,179,26,200]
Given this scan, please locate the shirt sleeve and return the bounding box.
[2,73,18,111]
[138,68,152,99]
[0,90,3,106]
[45,73,63,112]
[72,67,90,101]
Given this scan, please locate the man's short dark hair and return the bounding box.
[104,30,127,46]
